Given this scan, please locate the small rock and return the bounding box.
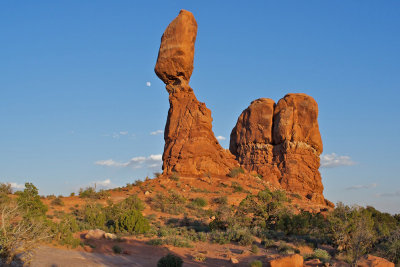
[85,229,106,239]
[144,191,150,195]
[210,216,215,220]
[83,245,93,253]
[230,257,239,264]
[104,233,117,240]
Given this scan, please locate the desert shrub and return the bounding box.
[112,245,122,254]
[192,197,207,207]
[212,196,228,205]
[154,172,162,178]
[170,172,180,181]
[313,248,331,262]
[210,230,230,244]
[193,253,206,262]
[16,183,48,218]
[277,211,328,237]
[328,203,376,265]
[0,183,12,195]
[83,203,107,229]
[251,244,259,254]
[261,238,275,248]
[0,200,52,264]
[228,167,244,178]
[249,260,263,267]
[150,191,186,215]
[376,228,400,264]
[231,181,244,192]
[157,253,183,267]
[119,194,145,211]
[115,209,150,234]
[79,187,110,199]
[51,196,64,206]
[235,188,290,229]
[51,213,81,248]
[278,241,299,255]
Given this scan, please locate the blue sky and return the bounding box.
[1,1,399,213]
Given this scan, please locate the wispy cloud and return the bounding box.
[346,183,377,190]
[103,131,130,139]
[150,130,163,136]
[320,153,356,168]
[146,81,151,87]
[216,136,226,141]
[95,154,162,169]
[376,190,400,198]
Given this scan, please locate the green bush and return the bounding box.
[212,196,228,205]
[251,244,259,254]
[0,183,12,194]
[249,260,263,267]
[313,248,331,262]
[115,209,150,234]
[158,253,183,267]
[150,191,186,215]
[228,167,244,178]
[51,196,64,206]
[16,183,48,218]
[79,187,110,199]
[231,182,244,192]
[192,197,207,207]
[83,203,106,229]
[112,245,122,254]
[51,214,81,248]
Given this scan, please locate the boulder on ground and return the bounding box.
[269,254,304,267]
[357,255,395,267]
[84,229,105,239]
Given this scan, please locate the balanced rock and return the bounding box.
[155,9,197,85]
[155,10,238,176]
[230,93,325,203]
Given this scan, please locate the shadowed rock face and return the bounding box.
[155,10,238,176]
[230,94,326,204]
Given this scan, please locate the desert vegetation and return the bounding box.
[1,181,399,266]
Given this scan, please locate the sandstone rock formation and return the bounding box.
[269,254,304,267]
[155,10,238,177]
[357,255,395,267]
[230,93,325,203]
[230,98,281,186]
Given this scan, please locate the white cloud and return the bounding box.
[119,131,128,135]
[94,179,112,189]
[346,183,377,190]
[320,153,356,168]
[9,182,25,190]
[146,82,151,87]
[376,190,400,198]
[95,154,162,169]
[216,136,226,141]
[150,130,163,135]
